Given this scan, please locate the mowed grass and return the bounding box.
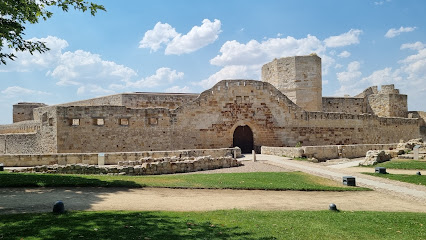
[364,172,426,185]
[0,210,424,240]
[0,171,369,191]
[369,159,426,170]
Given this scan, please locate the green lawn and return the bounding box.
[0,171,369,191]
[363,172,426,185]
[368,160,426,170]
[0,210,424,240]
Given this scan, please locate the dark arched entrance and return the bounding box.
[233,125,254,153]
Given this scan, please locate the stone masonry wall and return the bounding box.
[322,97,366,114]
[53,80,420,153]
[121,93,199,109]
[0,120,41,134]
[409,111,426,140]
[0,133,41,154]
[368,93,408,118]
[13,102,47,123]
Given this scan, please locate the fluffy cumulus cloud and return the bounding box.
[139,19,222,55]
[210,35,325,66]
[138,22,178,52]
[324,29,362,48]
[165,19,222,55]
[1,86,50,98]
[336,61,362,83]
[48,50,137,86]
[385,26,416,38]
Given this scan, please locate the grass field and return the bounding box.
[0,171,369,191]
[367,160,426,170]
[363,172,426,185]
[0,210,424,240]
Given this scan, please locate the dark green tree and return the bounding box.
[0,0,106,65]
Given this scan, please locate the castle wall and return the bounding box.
[58,94,123,107]
[50,80,421,154]
[0,133,41,154]
[322,97,366,114]
[0,121,41,134]
[408,111,426,140]
[262,55,322,111]
[368,94,408,118]
[13,102,47,123]
[121,93,199,109]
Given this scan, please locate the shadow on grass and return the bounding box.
[0,172,143,214]
[0,172,143,188]
[0,211,273,240]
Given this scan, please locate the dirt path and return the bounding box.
[2,187,426,215]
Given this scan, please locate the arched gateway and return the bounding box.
[233,125,254,153]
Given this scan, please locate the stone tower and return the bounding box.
[367,84,408,118]
[261,54,322,111]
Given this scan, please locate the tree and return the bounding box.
[0,0,106,65]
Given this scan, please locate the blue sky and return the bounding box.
[1,0,425,124]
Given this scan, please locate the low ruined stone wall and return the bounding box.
[104,148,241,165]
[261,143,398,161]
[11,156,241,175]
[258,147,304,158]
[0,148,241,167]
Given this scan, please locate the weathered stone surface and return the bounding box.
[361,150,392,166]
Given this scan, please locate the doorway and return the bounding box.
[233,125,254,153]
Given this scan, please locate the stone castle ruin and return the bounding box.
[1,55,425,155]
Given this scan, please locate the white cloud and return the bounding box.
[210,35,325,66]
[0,36,68,72]
[77,84,115,96]
[48,50,137,86]
[401,41,425,51]
[385,26,416,38]
[165,19,222,55]
[164,86,193,93]
[138,22,178,52]
[195,65,259,89]
[338,51,351,58]
[139,19,222,55]
[1,86,50,98]
[324,29,362,48]
[335,63,343,69]
[336,61,362,83]
[114,67,184,90]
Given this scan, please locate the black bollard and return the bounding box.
[53,201,65,214]
[329,203,337,211]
